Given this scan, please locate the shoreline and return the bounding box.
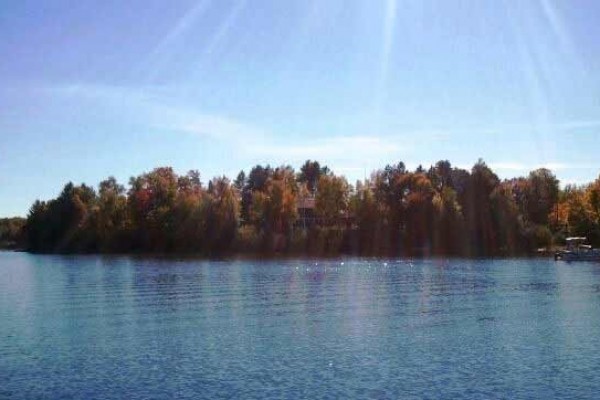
[5,248,548,262]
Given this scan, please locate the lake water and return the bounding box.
[2,252,600,399]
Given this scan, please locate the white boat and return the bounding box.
[554,237,600,261]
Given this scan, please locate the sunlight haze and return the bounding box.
[1,0,599,217]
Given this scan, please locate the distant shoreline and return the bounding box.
[9,248,549,262]
[14,160,600,258]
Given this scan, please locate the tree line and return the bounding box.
[0,217,25,249]
[19,159,600,257]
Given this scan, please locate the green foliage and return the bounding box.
[248,171,297,251]
[350,185,381,255]
[305,226,346,255]
[432,187,465,255]
[315,175,349,225]
[565,187,598,244]
[233,225,262,253]
[0,217,26,249]
[489,184,523,255]
[523,168,559,225]
[298,160,330,194]
[21,161,600,257]
[206,176,239,253]
[462,160,500,256]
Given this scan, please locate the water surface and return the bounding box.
[2,252,600,399]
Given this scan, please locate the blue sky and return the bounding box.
[1,0,600,217]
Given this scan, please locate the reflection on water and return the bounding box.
[1,252,600,399]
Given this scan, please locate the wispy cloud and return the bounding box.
[489,162,596,172]
[247,135,406,159]
[37,82,599,181]
[555,120,600,131]
[42,83,409,169]
[433,119,600,138]
[175,115,268,142]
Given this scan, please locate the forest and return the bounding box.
[0,217,25,249]
[16,159,600,257]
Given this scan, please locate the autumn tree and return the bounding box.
[403,172,435,254]
[315,174,349,226]
[128,167,179,251]
[350,182,380,254]
[205,176,239,253]
[464,160,500,256]
[92,176,127,251]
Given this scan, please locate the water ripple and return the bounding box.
[1,253,600,399]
